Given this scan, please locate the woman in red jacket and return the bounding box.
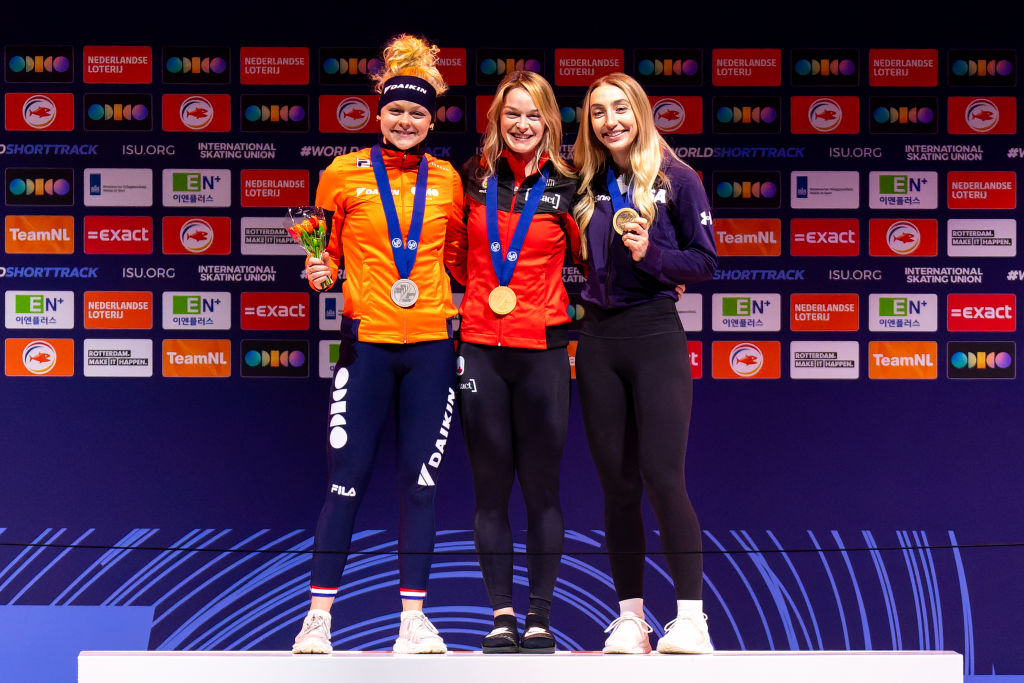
[292,34,462,656]
[446,70,580,654]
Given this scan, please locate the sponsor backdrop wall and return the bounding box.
[1,6,1022,682]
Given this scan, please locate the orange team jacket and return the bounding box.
[313,145,463,344]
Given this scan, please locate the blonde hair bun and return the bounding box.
[373,34,448,96]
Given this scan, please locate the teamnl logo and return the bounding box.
[5,46,73,83]
[711,293,781,332]
[868,294,938,332]
[869,172,938,209]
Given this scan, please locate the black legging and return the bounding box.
[457,342,569,618]
[575,321,703,601]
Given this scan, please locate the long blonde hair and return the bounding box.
[479,71,571,179]
[372,34,448,95]
[572,73,682,257]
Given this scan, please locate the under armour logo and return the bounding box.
[700,211,713,226]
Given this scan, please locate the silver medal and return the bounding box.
[390,278,419,308]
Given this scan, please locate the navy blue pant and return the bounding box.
[457,342,569,618]
[310,338,455,600]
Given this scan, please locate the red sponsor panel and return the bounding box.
[554,49,624,87]
[868,49,938,87]
[790,219,860,256]
[688,341,702,379]
[4,93,75,131]
[162,216,231,255]
[475,95,491,134]
[240,292,310,330]
[5,338,74,376]
[240,47,309,85]
[240,170,309,208]
[83,45,153,84]
[947,97,1017,134]
[162,94,231,132]
[948,171,1017,209]
[649,97,702,134]
[711,49,781,86]
[436,48,467,86]
[868,218,939,257]
[790,294,859,332]
[83,216,153,254]
[319,95,379,133]
[83,292,154,330]
[715,218,782,257]
[711,341,781,379]
[790,96,859,134]
[947,294,1016,332]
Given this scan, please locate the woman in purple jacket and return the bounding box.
[571,73,717,655]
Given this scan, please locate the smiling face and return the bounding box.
[500,87,545,159]
[379,100,431,150]
[588,83,638,168]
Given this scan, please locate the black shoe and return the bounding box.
[519,625,556,654]
[482,624,519,653]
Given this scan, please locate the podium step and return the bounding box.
[80,649,963,683]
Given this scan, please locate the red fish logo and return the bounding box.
[886,221,921,255]
[22,96,58,129]
[180,219,215,253]
[729,343,764,377]
[180,96,214,130]
[966,98,999,133]
[808,98,842,132]
[651,98,686,133]
[336,97,370,131]
[22,340,57,374]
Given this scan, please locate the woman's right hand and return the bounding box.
[306,254,332,291]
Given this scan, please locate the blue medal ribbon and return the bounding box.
[485,166,550,286]
[605,166,635,216]
[370,144,429,280]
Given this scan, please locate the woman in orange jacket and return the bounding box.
[292,34,462,656]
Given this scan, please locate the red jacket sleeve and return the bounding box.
[444,167,469,286]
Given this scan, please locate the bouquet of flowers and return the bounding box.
[284,206,332,291]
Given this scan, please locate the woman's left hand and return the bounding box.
[621,216,650,262]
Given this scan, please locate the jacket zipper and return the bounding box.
[401,151,409,343]
[497,181,521,347]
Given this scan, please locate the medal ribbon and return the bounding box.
[485,167,550,286]
[370,145,429,279]
[605,166,635,216]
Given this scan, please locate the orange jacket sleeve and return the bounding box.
[444,166,469,286]
[309,161,344,291]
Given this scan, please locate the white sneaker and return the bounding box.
[602,611,652,654]
[656,614,713,654]
[393,610,447,654]
[292,609,333,654]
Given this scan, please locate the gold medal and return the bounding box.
[488,285,517,315]
[613,207,640,235]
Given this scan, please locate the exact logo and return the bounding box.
[83,216,153,255]
[712,96,779,134]
[947,294,1016,332]
[5,46,73,83]
[868,341,937,379]
[162,47,230,84]
[868,219,938,257]
[790,219,859,256]
[162,94,231,132]
[948,97,1017,134]
[687,340,702,379]
[240,292,309,330]
[5,338,74,376]
[5,93,74,131]
[714,218,781,257]
[791,96,859,134]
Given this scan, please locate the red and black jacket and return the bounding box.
[446,152,581,349]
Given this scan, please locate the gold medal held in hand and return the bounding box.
[612,207,640,235]
[488,285,517,315]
